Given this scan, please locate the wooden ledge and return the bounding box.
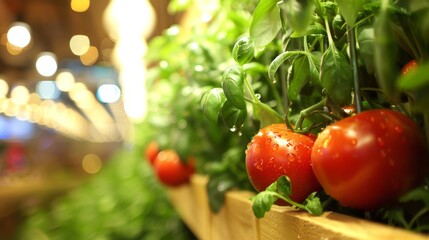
[167,174,429,240]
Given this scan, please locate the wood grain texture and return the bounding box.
[168,174,429,240]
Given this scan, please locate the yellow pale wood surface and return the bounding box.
[167,174,429,240]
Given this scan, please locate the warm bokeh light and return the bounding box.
[56,71,76,92]
[36,81,61,100]
[80,46,98,65]
[71,0,90,12]
[82,153,102,174]
[36,52,58,77]
[7,22,31,49]
[96,84,121,103]
[10,85,30,105]
[70,34,90,56]
[0,78,9,97]
[6,41,23,55]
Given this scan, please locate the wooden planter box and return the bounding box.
[167,174,429,240]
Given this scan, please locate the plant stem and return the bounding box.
[244,96,284,122]
[294,98,327,131]
[425,113,429,151]
[347,25,363,113]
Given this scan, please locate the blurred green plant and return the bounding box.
[17,148,194,240]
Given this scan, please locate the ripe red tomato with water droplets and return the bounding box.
[245,124,321,203]
[154,150,195,187]
[401,59,418,75]
[311,109,429,210]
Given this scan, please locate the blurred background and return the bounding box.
[0,0,193,239]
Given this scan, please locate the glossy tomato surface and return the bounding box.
[401,59,418,75]
[311,109,429,210]
[246,124,321,203]
[154,150,194,187]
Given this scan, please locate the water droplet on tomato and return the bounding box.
[394,126,403,134]
[381,150,387,158]
[370,117,375,123]
[351,139,357,146]
[377,137,385,146]
[388,158,395,166]
[380,123,386,129]
[272,144,279,151]
[287,153,297,162]
[322,135,331,148]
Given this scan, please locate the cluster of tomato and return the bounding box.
[246,61,429,210]
[145,141,195,187]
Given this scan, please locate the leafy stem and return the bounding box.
[244,96,284,122]
[347,25,363,113]
[251,176,323,218]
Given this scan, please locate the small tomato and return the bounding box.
[145,141,159,166]
[154,150,195,187]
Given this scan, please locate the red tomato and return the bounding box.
[246,124,321,203]
[145,141,159,165]
[311,109,428,210]
[401,59,418,75]
[154,150,195,187]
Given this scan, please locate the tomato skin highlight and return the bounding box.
[401,59,418,75]
[245,124,321,203]
[311,109,429,210]
[154,150,195,187]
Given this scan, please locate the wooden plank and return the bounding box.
[168,175,429,240]
[190,175,211,240]
[259,205,429,240]
[224,191,258,240]
[166,183,201,238]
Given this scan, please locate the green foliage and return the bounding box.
[251,176,323,218]
[18,149,194,240]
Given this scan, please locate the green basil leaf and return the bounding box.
[201,88,227,123]
[232,36,255,65]
[222,65,246,110]
[358,26,375,74]
[268,51,302,82]
[276,176,292,197]
[207,174,236,212]
[303,192,323,216]
[336,0,367,26]
[253,101,284,128]
[251,181,279,218]
[249,0,282,48]
[320,46,353,106]
[291,22,326,38]
[278,0,316,34]
[289,55,311,102]
[251,191,277,218]
[374,5,400,103]
[220,101,247,132]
